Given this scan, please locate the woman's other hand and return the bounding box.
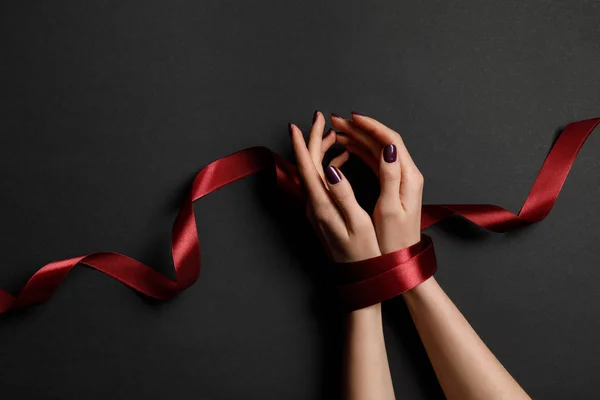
[332,112,424,254]
[289,112,381,263]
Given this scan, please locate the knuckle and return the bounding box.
[335,190,353,202]
[408,169,424,186]
[332,188,354,204]
[349,212,374,231]
[380,168,400,183]
[352,208,371,221]
[376,199,403,218]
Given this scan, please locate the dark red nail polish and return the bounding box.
[288,122,293,136]
[331,113,343,120]
[383,144,397,163]
[351,111,367,117]
[325,166,342,184]
[313,110,319,123]
[323,129,334,138]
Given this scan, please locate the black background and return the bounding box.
[1,1,599,399]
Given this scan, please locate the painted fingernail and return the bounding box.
[313,110,320,123]
[331,113,343,120]
[351,111,367,117]
[325,166,342,184]
[383,144,397,163]
[288,122,293,136]
[323,129,334,138]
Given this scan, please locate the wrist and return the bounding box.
[348,303,382,324]
[402,276,438,304]
[378,232,421,255]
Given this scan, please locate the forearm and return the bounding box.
[344,303,395,400]
[403,277,529,400]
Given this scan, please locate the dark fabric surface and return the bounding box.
[0,1,599,398]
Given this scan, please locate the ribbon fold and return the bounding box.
[0,118,598,314]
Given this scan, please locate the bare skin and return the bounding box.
[290,113,395,400]
[290,111,530,399]
[331,112,531,400]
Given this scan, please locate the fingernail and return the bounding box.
[288,122,293,136]
[325,166,342,184]
[351,111,367,117]
[383,144,397,163]
[323,129,334,138]
[331,113,343,120]
[313,110,320,123]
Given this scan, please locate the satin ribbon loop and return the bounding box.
[337,235,437,311]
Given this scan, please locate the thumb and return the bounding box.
[324,165,365,229]
[378,144,401,206]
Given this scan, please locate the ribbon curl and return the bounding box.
[0,118,598,314]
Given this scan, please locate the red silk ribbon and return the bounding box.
[336,235,437,311]
[0,118,598,314]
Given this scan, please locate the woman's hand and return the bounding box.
[290,111,396,400]
[331,112,530,400]
[289,112,381,263]
[331,112,424,254]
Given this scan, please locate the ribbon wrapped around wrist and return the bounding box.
[0,118,598,315]
[335,235,437,311]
